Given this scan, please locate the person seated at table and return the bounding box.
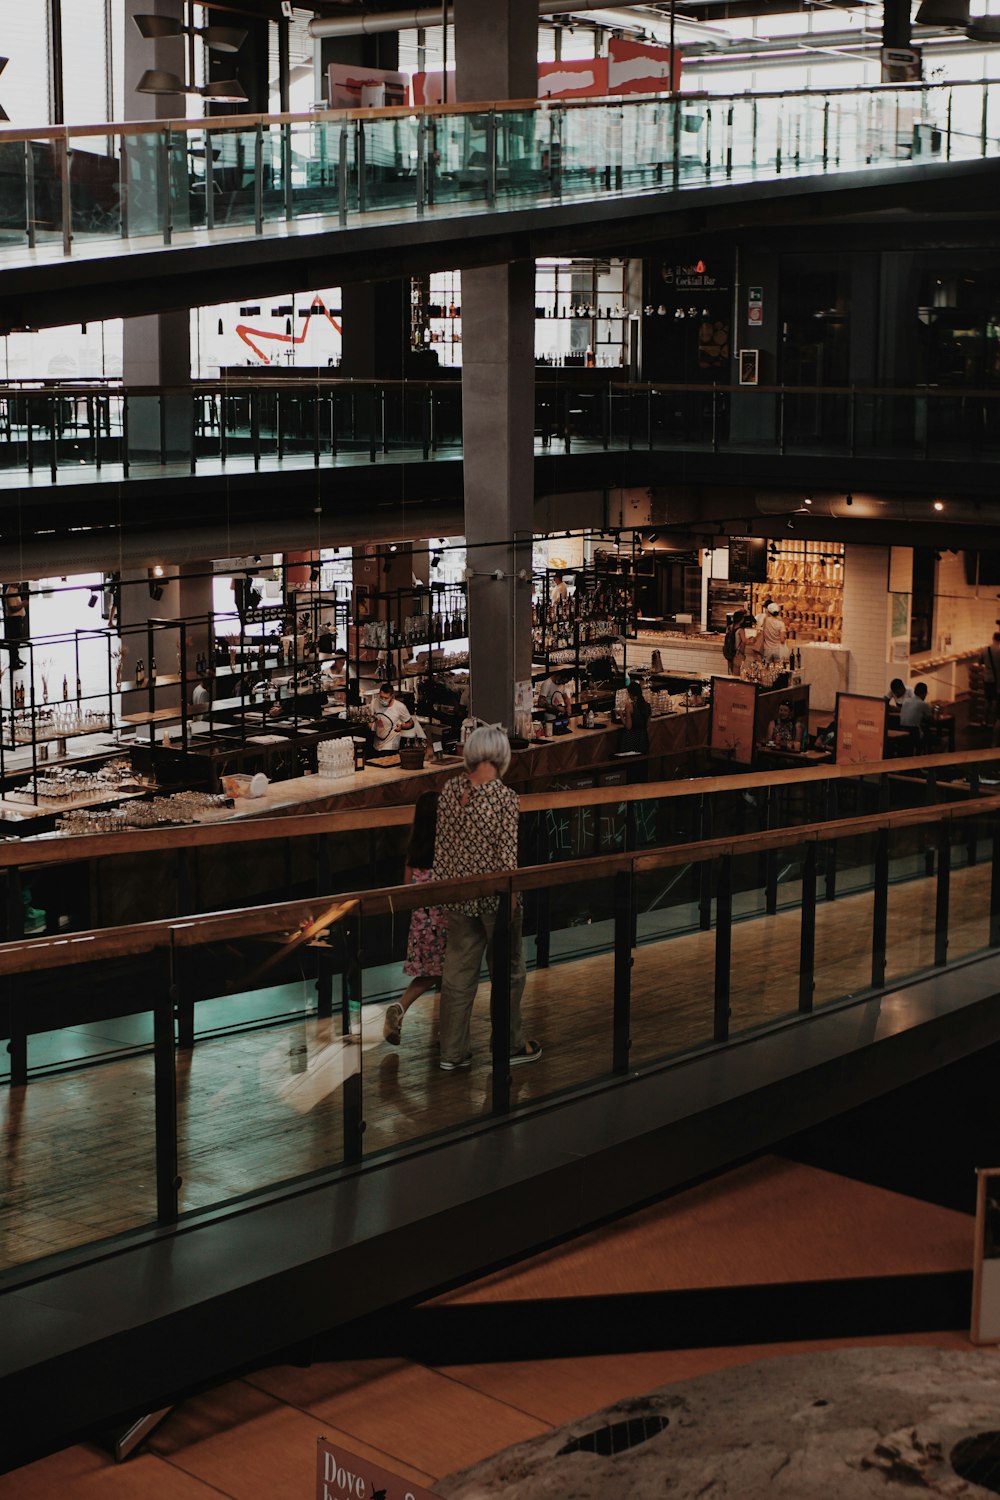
[536,670,573,715]
[620,679,651,754]
[765,699,806,751]
[899,679,932,751]
[886,677,913,709]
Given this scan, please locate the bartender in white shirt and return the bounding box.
[371,681,415,752]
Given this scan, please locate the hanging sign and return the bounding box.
[317,1439,438,1500]
[747,287,763,327]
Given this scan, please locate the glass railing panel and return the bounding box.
[121,130,164,239]
[0,945,161,1271]
[275,389,319,458]
[429,382,462,451]
[812,831,876,1007]
[209,128,259,231]
[728,841,807,1037]
[0,140,29,244]
[885,820,938,987]
[489,104,550,206]
[945,812,993,964]
[172,905,355,1212]
[513,868,616,1107]
[560,100,615,198]
[631,851,716,1064]
[425,111,483,209]
[363,115,419,215]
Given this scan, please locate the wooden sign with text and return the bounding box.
[709,676,758,766]
[317,1439,437,1500]
[835,692,887,765]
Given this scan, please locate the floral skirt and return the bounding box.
[402,867,449,978]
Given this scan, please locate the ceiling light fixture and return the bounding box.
[134,14,247,52]
[933,500,944,511]
[845,493,853,507]
[136,69,248,103]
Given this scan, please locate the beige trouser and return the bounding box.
[439,907,526,1066]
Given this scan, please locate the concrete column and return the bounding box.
[455,0,537,730]
[122,0,192,465]
[461,261,535,729]
[454,0,537,102]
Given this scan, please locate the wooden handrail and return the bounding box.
[2,745,997,873]
[1,788,997,978]
[3,378,999,401]
[0,76,975,149]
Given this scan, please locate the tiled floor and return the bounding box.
[0,1154,983,1496]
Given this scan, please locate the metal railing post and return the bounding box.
[205,129,215,231]
[713,855,732,1042]
[282,121,293,221]
[157,945,180,1224]
[342,909,364,1164]
[416,115,427,216]
[486,110,497,208]
[356,119,367,213]
[612,867,633,1074]
[490,886,512,1116]
[254,123,264,235]
[338,125,348,226]
[990,814,1000,947]
[798,841,817,1011]
[934,823,950,968]
[160,128,172,246]
[59,132,72,255]
[24,140,36,249]
[871,826,890,989]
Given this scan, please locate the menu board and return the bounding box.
[709,676,758,765]
[729,537,767,584]
[835,692,887,765]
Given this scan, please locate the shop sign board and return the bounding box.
[709,676,758,765]
[747,287,763,327]
[242,604,292,626]
[834,692,887,765]
[317,1438,437,1500]
[972,1167,1000,1343]
[662,259,727,293]
[607,36,682,94]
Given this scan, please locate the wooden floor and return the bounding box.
[1,857,993,1272]
[0,1153,984,1497]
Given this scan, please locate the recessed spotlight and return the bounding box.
[845,493,853,507]
[933,500,944,512]
[803,496,812,506]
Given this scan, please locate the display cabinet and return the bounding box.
[532,561,637,694]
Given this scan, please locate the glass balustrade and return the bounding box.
[0,80,997,264]
[2,768,999,1273]
[4,380,1000,483]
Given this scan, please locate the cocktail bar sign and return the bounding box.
[317,1438,439,1500]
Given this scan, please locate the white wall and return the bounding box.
[840,543,891,697]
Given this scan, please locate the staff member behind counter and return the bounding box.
[371,680,415,753]
[536,670,573,714]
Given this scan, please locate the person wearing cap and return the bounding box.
[760,601,787,663]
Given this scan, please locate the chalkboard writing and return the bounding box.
[545,804,597,861]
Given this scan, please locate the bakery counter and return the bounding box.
[631,631,849,712]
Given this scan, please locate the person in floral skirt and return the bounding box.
[383,791,448,1045]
